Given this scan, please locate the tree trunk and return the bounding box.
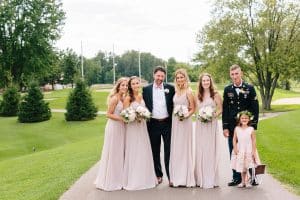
[261,95,272,110]
[51,80,55,91]
[284,80,290,90]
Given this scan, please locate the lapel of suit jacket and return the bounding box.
[149,84,153,111]
[163,83,169,105]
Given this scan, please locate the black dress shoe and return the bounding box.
[228,180,241,186]
[250,179,259,186]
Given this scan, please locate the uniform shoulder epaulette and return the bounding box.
[243,82,254,88]
[225,83,233,89]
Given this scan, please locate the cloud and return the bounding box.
[56,0,212,62]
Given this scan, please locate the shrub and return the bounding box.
[18,82,51,122]
[65,79,97,121]
[0,86,21,116]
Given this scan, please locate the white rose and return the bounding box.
[128,112,136,122]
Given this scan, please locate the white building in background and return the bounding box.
[54,84,64,90]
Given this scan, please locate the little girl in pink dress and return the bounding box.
[231,111,260,188]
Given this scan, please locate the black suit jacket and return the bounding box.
[222,82,259,135]
[142,83,175,118]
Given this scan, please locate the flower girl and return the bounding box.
[231,111,260,188]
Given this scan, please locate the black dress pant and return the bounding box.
[147,117,172,179]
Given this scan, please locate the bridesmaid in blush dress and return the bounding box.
[122,76,157,190]
[94,77,128,191]
[194,73,222,188]
[169,68,196,187]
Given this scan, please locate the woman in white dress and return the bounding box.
[169,68,195,187]
[95,77,128,191]
[194,73,222,188]
[122,76,157,190]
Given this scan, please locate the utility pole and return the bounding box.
[138,50,141,82]
[113,44,115,84]
[81,40,84,79]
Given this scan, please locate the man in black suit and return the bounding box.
[222,64,259,186]
[142,66,175,184]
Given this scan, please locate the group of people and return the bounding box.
[94,64,259,191]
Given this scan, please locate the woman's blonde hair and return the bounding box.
[174,68,190,92]
[197,73,217,102]
[106,77,129,105]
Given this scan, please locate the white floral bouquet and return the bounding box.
[197,106,215,123]
[135,105,151,122]
[173,105,189,121]
[120,107,136,123]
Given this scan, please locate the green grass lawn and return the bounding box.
[262,104,300,113]
[257,109,300,195]
[43,89,109,111]
[0,113,107,200]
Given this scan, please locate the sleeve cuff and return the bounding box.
[223,123,229,130]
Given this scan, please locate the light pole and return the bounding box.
[138,50,141,82]
[113,44,115,84]
[165,62,168,83]
[81,40,84,79]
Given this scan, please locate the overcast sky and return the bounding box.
[55,0,212,62]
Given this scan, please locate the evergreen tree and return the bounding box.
[65,79,97,121]
[18,82,51,122]
[0,86,20,116]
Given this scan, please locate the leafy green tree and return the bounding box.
[117,50,164,82]
[140,52,164,82]
[117,50,139,78]
[0,86,20,116]
[65,79,97,121]
[83,58,102,86]
[195,0,300,110]
[0,0,65,88]
[94,51,114,84]
[62,49,79,88]
[41,51,63,90]
[18,82,51,122]
[166,57,177,82]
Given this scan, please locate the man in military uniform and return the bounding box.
[222,64,259,186]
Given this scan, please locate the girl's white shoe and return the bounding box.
[245,183,252,188]
[237,183,245,188]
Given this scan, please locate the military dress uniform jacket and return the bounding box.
[222,82,259,136]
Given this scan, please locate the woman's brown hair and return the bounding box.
[127,76,139,103]
[197,73,217,102]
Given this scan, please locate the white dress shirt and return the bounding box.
[234,81,243,95]
[152,83,169,119]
